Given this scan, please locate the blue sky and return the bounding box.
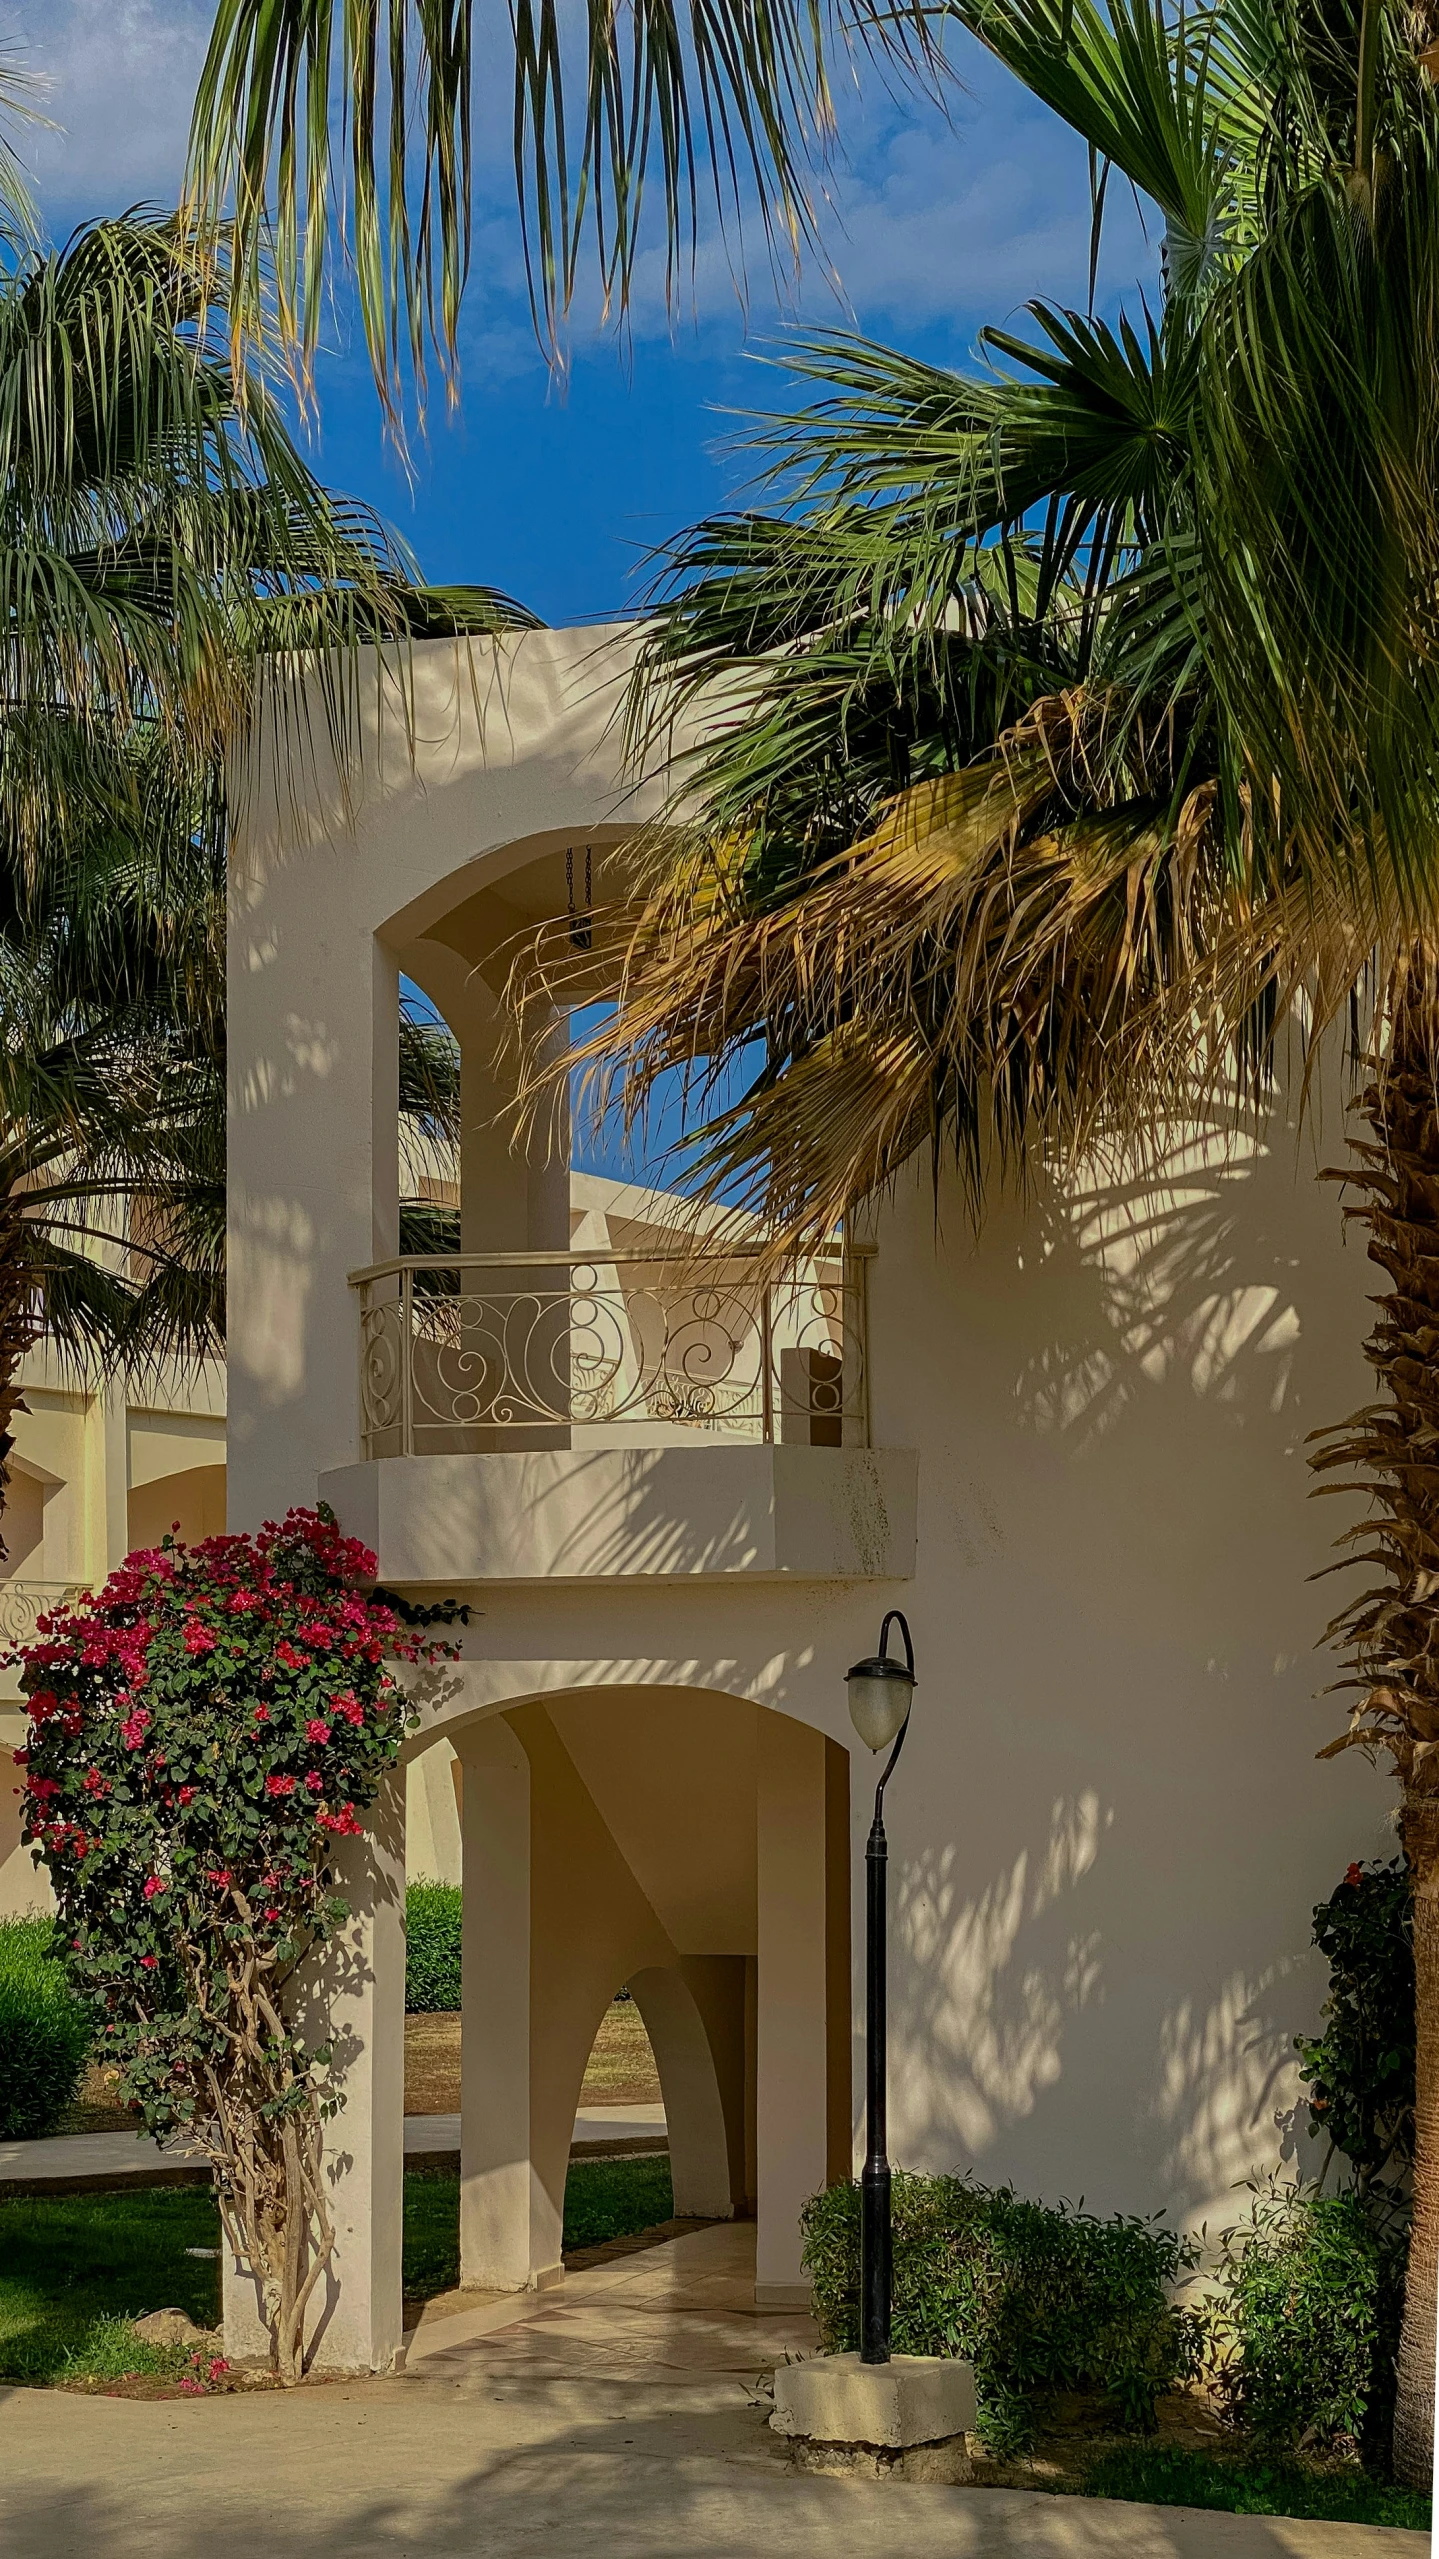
[12,0,1153,622]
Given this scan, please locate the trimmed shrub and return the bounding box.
[801,2173,1201,2453]
[405,1879,462,2011]
[1295,1859,1413,2195]
[1207,2184,1404,2451]
[0,1915,91,2138]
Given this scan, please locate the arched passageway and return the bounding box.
[452,1686,851,2305]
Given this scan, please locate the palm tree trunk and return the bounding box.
[1314,959,1439,2483]
[0,1198,40,1562]
[1396,1796,1439,2483]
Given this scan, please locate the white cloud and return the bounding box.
[13,0,208,206]
[5,1,1153,375]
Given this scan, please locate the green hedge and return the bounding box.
[1209,2186,1403,2452]
[405,1880,462,2012]
[0,1917,92,2140]
[802,2174,1200,2453]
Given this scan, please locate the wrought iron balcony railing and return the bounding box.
[0,1577,88,1651]
[350,1247,870,1458]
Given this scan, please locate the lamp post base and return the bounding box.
[770,2350,976,2482]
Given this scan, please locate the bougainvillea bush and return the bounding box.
[15,1504,447,2383]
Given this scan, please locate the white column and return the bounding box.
[223,1767,407,2372]
[457,1716,556,2288]
[629,1964,733,2221]
[755,1714,830,2307]
[227,855,398,1530]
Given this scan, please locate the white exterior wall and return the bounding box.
[224,626,1394,2288]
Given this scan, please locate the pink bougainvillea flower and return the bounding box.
[317,1802,363,1837]
[265,1773,296,1797]
[273,1641,306,1671]
[305,1718,331,1745]
[305,1771,324,1793]
[176,2377,206,2395]
[178,1785,195,1805]
[1344,1862,1365,1888]
[139,1955,158,1970]
[142,1876,167,1899]
[182,1619,218,1656]
[252,1706,270,1724]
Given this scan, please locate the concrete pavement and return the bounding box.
[0,2227,1423,2559]
[2,2374,1424,2559]
[0,2102,667,2190]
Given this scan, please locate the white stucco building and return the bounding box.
[143,626,1405,2365]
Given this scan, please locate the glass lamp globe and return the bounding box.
[845,1655,915,1753]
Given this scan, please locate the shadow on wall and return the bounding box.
[872,1067,1396,2226]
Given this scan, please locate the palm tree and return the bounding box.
[0,210,515,1534]
[519,0,1439,2481]
[184,0,944,402]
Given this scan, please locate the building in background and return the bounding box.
[0,1349,226,1912]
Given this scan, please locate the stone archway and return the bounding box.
[449,1681,850,2309]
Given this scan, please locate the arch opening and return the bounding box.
[451,1681,848,2302]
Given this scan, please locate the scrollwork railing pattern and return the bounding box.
[352,1251,869,1456]
[0,1579,88,1650]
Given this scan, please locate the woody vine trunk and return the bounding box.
[1313,963,1439,2484]
[182,1909,337,2385]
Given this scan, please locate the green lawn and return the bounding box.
[402,2154,675,2297]
[0,2154,678,2384]
[1083,2444,1431,2533]
[0,2185,223,2384]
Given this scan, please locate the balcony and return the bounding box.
[353,1247,869,1456]
[325,1247,916,1586]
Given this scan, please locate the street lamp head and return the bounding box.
[845,1610,916,1753]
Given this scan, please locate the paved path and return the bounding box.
[0,2226,1423,2559]
[0,2102,667,2189]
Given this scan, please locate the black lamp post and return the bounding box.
[845,1609,916,2367]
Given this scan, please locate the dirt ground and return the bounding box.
[57,1998,663,2138]
[402,1999,662,2117]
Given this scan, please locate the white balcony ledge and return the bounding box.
[318,1445,917,1586]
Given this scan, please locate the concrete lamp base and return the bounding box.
[770,2351,977,2482]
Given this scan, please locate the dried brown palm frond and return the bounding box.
[514,686,1328,1252]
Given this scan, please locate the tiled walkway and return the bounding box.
[404,2218,816,2373]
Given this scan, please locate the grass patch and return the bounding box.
[562,2155,673,2252]
[402,2153,675,2297]
[1083,2443,1430,2531]
[58,2312,196,2386]
[3,2154,681,2379]
[0,2185,222,2385]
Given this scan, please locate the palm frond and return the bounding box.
[185,0,946,407]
